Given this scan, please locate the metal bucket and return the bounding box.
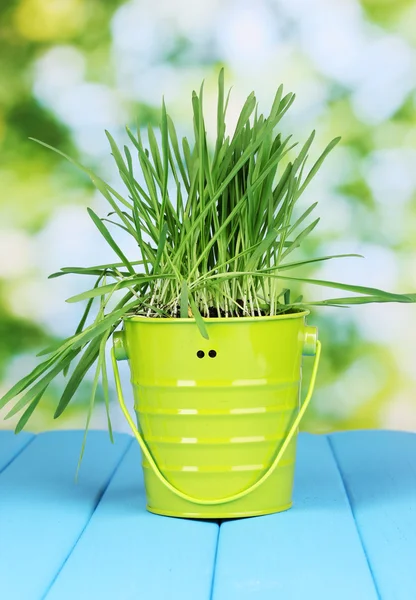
[111,312,320,518]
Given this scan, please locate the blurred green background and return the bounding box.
[1,0,416,434]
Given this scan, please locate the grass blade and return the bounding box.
[275,275,414,302]
[75,336,106,476]
[54,336,103,418]
[189,292,209,339]
[5,350,78,418]
[66,274,173,303]
[14,388,46,433]
[180,280,189,318]
[87,208,135,275]
[279,254,363,271]
[297,136,341,196]
[281,218,320,260]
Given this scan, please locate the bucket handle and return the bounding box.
[111,340,321,506]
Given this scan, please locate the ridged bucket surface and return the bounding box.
[121,312,314,518]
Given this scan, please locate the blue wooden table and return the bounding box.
[0,430,415,600]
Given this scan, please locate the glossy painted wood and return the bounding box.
[330,430,416,600]
[212,434,378,600]
[0,430,414,599]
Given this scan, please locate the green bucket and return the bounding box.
[111,311,321,519]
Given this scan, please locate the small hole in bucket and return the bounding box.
[197,350,205,359]
[208,350,217,358]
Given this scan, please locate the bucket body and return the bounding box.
[116,312,317,518]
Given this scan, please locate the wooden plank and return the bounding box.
[0,430,34,472]
[212,433,378,600]
[330,430,416,600]
[45,442,219,600]
[0,430,132,600]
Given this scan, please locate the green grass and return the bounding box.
[1,69,414,438]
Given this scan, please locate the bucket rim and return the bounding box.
[122,309,310,325]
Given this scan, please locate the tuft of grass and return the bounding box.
[1,69,414,443]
